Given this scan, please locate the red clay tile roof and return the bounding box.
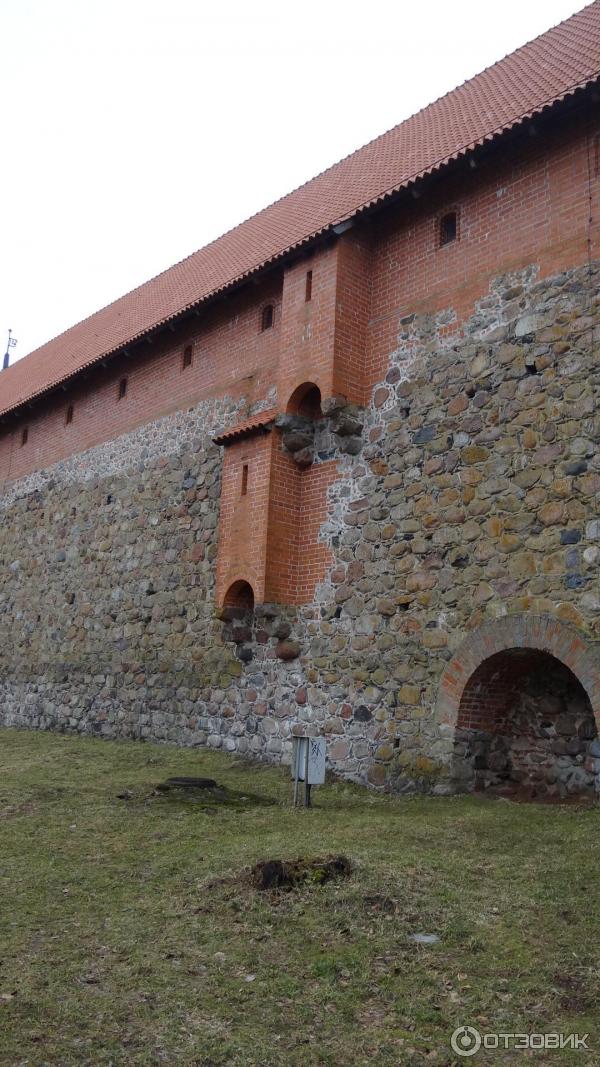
[212,409,278,445]
[2,2,600,419]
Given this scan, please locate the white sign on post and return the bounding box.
[291,736,326,806]
[292,736,326,784]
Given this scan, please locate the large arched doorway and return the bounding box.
[453,648,597,797]
[436,615,600,800]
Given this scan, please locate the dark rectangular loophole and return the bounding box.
[118,377,128,400]
[261,304,274,331]
[305,270,313,302]
[182,345,193,369]
[21,426,29,446]
[241,464,249,496]
[65,404,74,425]
[439,211,457,246]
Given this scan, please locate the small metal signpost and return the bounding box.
[292,736,326,807]
[3,329,17,371]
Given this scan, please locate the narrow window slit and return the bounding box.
[439,211,457,246]
[261,304,274,332]
[305,270,313,302]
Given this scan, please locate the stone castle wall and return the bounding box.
[0,260,599,792]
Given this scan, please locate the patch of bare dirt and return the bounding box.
[250,855,352,891]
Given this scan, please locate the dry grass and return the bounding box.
[1,727,599,1066]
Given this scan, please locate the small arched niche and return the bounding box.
[222,579,255,620]
[286,382,323,420]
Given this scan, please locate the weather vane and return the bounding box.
[3,328,17,370]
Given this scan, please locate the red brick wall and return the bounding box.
[292,459,338,604]
[276,234,373,411]
[216,428,337,608]
[333,230,372,404]
[216,431,274,606]
[0,272,283,484]
[265,437,337,604]
[456,651,522,731]
[366,113,600,384]
[277,247,338,410]
[265,437,302,604]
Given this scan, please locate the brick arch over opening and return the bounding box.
[436,614,600,729]
[286,381,323,418]
[455,649,594,733]
[222,579,255,613]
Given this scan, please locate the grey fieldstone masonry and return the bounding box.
[0,262,599,794]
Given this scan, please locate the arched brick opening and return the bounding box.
[286,382,322,419]
[455,649,597,797]
[222,579,255,619]
[436,615,600,799]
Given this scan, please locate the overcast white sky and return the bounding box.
[0,0,589,364]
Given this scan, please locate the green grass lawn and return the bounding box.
[1,728,599,1066]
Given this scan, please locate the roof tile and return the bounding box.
[213,409,277,445]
